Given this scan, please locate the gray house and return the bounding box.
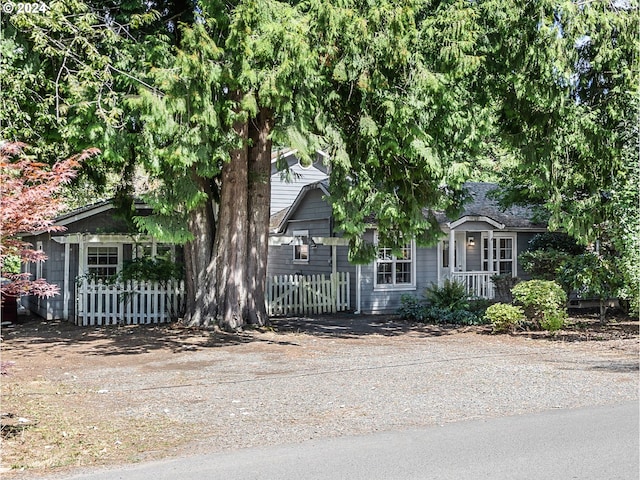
[20,150,329,323]
[268,181,548,314]
[270,148,329,215]
[20,200,179,322]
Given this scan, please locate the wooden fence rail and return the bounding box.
[266,272,350,316]
[76,279,185,326]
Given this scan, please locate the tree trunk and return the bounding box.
[212,116,250,330]
[183,174,218,327]
[182,102,273,330]
[246,108,273,326]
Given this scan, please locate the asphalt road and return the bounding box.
[56,402,638,480]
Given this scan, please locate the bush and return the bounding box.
[397,294,484,326]
[527,232,585,255]
[424,279,469,311]
[557,252,624,323]
[511,280,567,329]
[539,309,566,333]
[397,294,428,323]
[519,250,571,281]
[484,303,524,333]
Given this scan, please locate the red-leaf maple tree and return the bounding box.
[0,142,99,298]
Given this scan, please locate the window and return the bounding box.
[482,235,515,275]
[292,230,309,262]
[135,243,174,261]
[87,246,119,280]
[441,240,457,269]
[375,239,414,288]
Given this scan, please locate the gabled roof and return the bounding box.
[270,180,330,234]
[52,199,149,227]
[433,182,546,230]
[270,181,546,235]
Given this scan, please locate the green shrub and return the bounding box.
[397,295,484,326]
[539,309,566,332]
[527,232,584,255]
[557,252,624,323]
[425,279,469,311]
[511,280,567,329]
[519,250,571,281]
[484,303,524,333]
[398,295,428,322]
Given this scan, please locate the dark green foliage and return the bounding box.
[425,279,469,312]
[484,303,524,333]
[116,257,183,285]
[398,280,487,326]
[519,232,584,281]
[511,280,567,330]
[527,232,584,255]
[519,250,570,281]
[557,252,624,322]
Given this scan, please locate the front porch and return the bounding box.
[450,271,495,299]
[438,215,518,300]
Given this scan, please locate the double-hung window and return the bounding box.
[374,237,415,289]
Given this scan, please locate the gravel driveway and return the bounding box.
[1,315,638,477]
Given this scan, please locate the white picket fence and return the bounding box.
[76,279,185,326]
[266,272,350,316]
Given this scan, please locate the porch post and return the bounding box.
[63,241,70,320]
[487,230,494,274]
[487,230,494,298]
[448,229,455,276]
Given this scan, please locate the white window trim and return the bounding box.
[292,230,310,264]
[481,232,517,276]
[85,244,123,279]
[35,241,43,279]
[133,241,176,261]
[373,233,416,291]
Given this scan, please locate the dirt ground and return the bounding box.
[0,313,638,478]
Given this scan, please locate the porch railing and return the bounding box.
[450,271,495,299]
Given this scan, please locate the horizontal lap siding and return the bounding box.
[270,164,328,215]
[360,243,438,315]
[267,189,333,277]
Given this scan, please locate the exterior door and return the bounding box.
[440,232,466,280]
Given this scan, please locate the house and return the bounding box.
[19,149,328,323]
[268,181,548,314]
[20,200,181,323]
[270,148,329,215]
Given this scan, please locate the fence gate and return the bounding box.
[76,279,185,326]
[266,272,350,316]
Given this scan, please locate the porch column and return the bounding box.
[63,241,70,320]
[487,230,494,298]
[487,230,494,274]
[448,229,455,276]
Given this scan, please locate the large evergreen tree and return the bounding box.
[3,0,636,328]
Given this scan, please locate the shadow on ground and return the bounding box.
[2,312,637,358]
[1,313,465,358]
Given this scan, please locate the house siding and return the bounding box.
[267,189,333,277]
[20,206,161,321]
[358,231,440,315]
[271,162,328,215]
